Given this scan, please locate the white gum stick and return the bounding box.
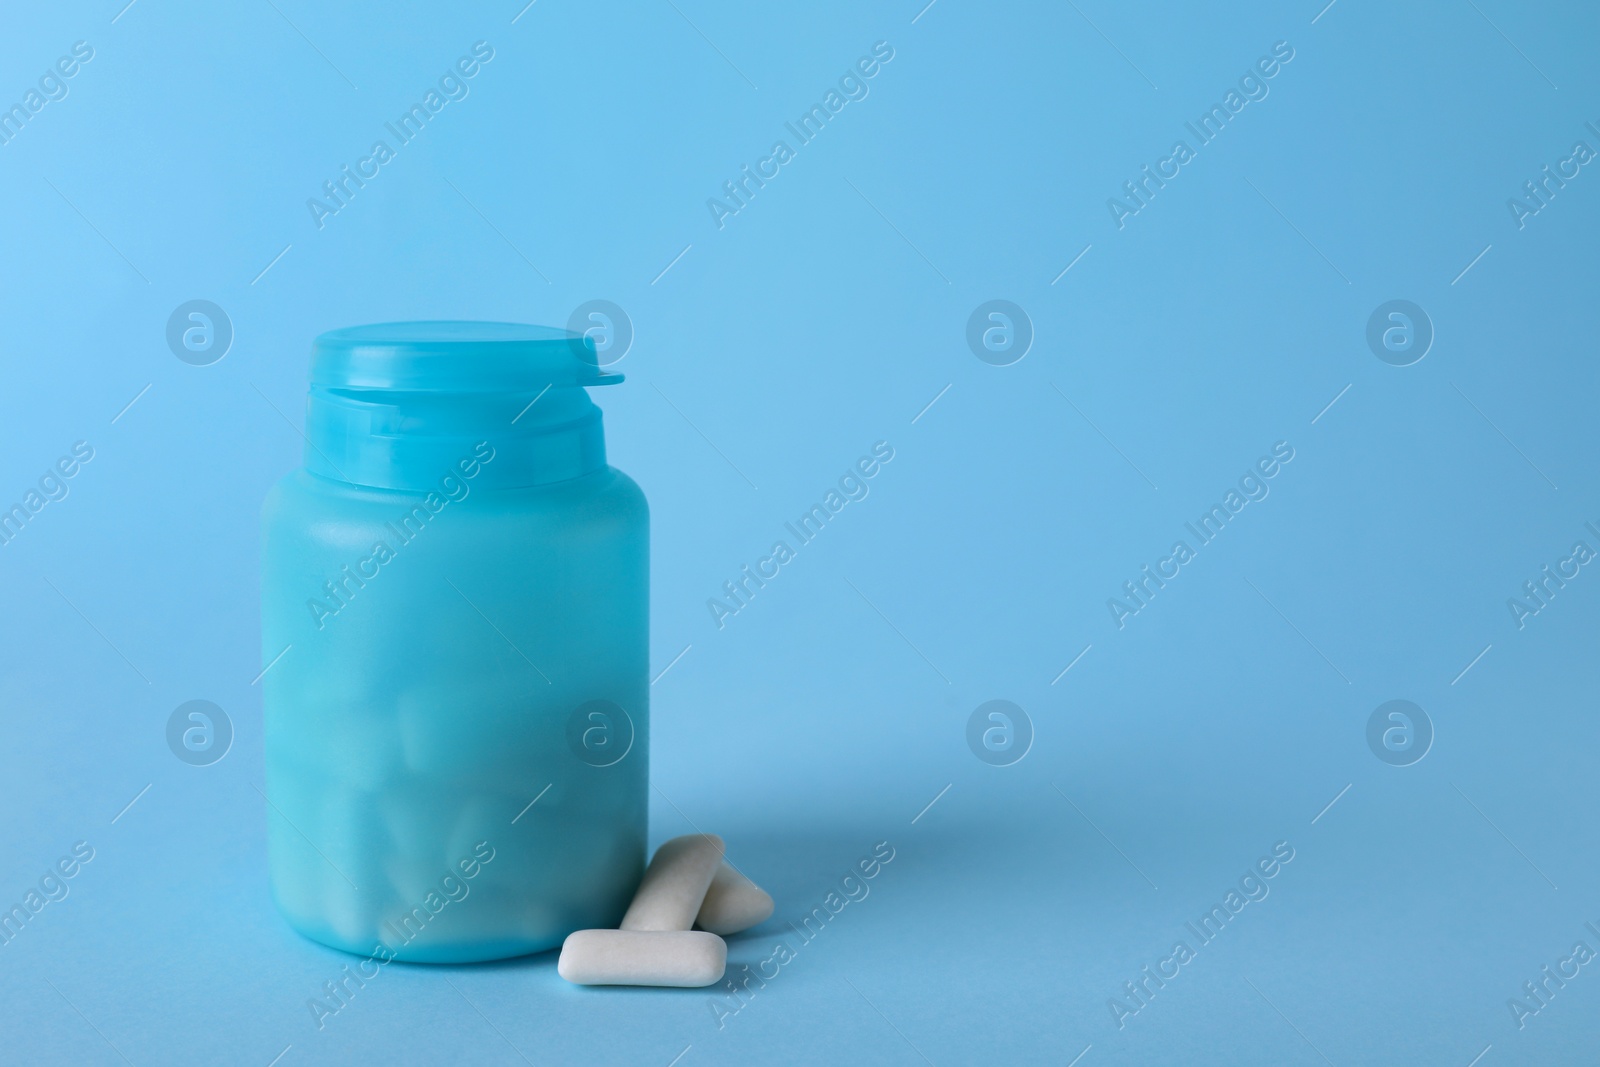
[620,834,725,932]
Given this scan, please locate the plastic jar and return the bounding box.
[260,321,648,963]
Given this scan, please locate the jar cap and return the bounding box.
[303,320,618,490]
[311,320,623,391]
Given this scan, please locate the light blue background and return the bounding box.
[2,0,1597,1063]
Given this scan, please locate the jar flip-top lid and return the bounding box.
[311,321,623,392]
[304,321,620,491]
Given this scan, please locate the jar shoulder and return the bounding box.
[265,465,646,515]
[262,466,647,549]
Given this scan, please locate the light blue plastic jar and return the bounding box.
[260,321,648,963]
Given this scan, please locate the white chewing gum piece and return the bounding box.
[620,834,724,932]
[557,929,727,987]
[695,861,774,935]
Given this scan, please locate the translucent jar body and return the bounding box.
[260,322,647,962]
